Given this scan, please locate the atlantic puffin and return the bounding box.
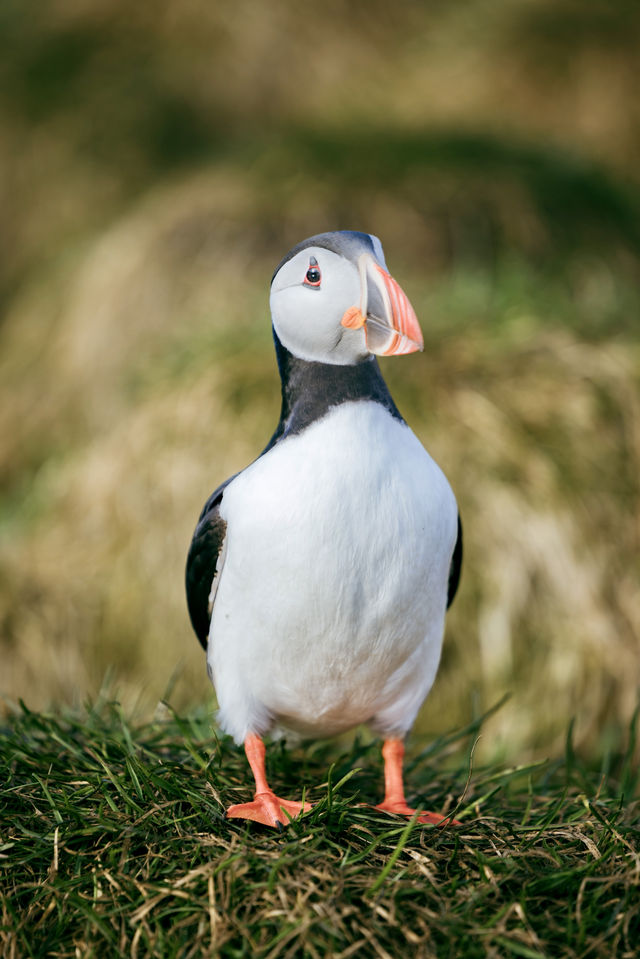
[186,231,462,828]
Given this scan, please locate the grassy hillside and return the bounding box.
[0,0,639,766]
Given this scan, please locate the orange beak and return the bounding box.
[340,254,423,356]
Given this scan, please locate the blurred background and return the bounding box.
[0,0,638,763]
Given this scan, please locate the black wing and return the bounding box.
[185,477,235,649]
[447,514,463,609]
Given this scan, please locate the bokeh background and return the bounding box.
[1,0,638,763]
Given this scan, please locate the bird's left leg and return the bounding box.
[375,738,460,826]
[226,734,311,828]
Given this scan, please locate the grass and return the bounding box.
[1,702,638,958]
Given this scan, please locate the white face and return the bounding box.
[270,246,369,365]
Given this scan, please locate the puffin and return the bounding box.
[186,231,462,828]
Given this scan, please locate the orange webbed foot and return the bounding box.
[226,790,311,828]
[375,798,461,827]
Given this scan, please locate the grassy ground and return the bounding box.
[1,701,638,958]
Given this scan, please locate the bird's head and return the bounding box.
[270,231,423,365]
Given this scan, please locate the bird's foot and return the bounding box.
[226,790,311,828]
[375,799,461,827]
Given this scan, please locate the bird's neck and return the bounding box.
[262,330,403,453]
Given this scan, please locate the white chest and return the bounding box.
[209,401,458,740]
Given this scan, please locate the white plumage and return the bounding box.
[210,400,458,743]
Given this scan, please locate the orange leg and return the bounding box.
[226,734,311,828]
[375,738,460,826]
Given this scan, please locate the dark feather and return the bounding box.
[447,514,463,609]
[261,331,403,455]
[185,477,235,649]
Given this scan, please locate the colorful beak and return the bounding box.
[341,254,423,356]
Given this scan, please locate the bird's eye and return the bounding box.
[303,257,321,287]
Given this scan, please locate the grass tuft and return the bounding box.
[1,702,638,957]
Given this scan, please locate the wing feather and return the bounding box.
[185,477,235,648]
[447,514,463,609]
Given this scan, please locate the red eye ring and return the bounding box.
[303,257,321,287]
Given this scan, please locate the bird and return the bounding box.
[186,230,462,828]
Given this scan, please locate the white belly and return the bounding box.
[208,401,458,743]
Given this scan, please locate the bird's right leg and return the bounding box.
[375,737,460,826]
[226,733,311,828]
